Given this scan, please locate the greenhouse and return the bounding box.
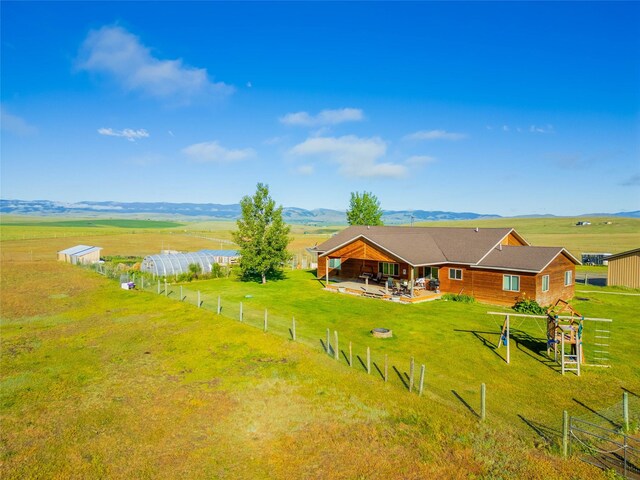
[140,250,239,277]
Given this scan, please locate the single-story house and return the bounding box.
[606,248,640,288]
[313,226,579,306]
[57,245,102,265]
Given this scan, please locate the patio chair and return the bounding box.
[372,272,383,283]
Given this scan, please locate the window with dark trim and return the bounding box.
[449,268,462,280]
[379,262,399,276]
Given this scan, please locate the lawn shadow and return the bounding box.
[622,387,639,397]
[319,339,332,355]
[573,398,621,429]
[341,349,351,365]
[451,390,479,418]
[372,362,384,380]
[518,414,560,447]
[356,355,367,372]
[393,366,409,391]
[453,329,504,362]
[510,329,560,373]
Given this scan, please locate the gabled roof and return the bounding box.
[606,248,640,261]
[475,245,580,273]
[316,226,521,266]
[57,245,102,256]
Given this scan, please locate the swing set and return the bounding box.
[487,300,613,376]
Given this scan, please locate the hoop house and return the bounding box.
[141,252,221,277]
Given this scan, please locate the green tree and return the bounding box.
[346,191,384,226]
[233,183,291,283]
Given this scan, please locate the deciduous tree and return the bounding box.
[346,191,383,226]
[233,183,291,283]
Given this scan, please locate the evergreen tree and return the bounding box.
[233,183,291,283]
[346,191,384,226]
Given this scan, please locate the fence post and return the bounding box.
[562,410,568,457]
[264,309,268,332]
[240,302,243,321]
[165,279,168,297]
[180,285,183,301]
[292,317,296,340]
[623,391,629,432]
[217,295,221,314]
[157,280,160,294]
[366,347,371,374]
[349,342,352,367]
[384,354,388,382]
[334,331,339,361]
[419,364,425,396]
[326,328,330,355]
[197,290,201,307]
[141,277,144,289]
[481,383,486,421]
[409,357,415,392]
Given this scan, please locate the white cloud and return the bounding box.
[405,155,436,165]
[182,141,255,163]
[77,26,233,102]
[404,129,467,141]
[296,165,315,175]
[502,125,510,132]
[530,124,555,134]
[0,106,37,135]
[98,127,149,141]
[289,135,406,178]
[280,108,364,126]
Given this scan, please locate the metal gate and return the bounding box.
[570,417,640,479]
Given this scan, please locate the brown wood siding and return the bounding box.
[608,252,640,288]
[471,269,536,306]
[438,265,474,296]
[502,232,527,246]
[535,253,576,306]
[317,238,401,279]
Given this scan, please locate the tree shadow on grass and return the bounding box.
[518,414,560,447]
[451,390,479,418]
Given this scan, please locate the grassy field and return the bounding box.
[1,216,638,478]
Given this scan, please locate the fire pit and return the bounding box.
[371,328,393,338]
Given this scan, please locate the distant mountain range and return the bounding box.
[1,199,638,225]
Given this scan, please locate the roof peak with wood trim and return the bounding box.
[314,225,579,272]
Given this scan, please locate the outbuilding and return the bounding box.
[606,248,640,288]
[57,245,102,265]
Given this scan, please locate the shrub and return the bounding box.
[442,293,475,303]
[513,298,547,315]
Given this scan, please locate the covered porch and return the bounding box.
[324,277,442,304]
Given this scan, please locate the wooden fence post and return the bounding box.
[349,342,353,367]
[157,280,160,294]
[197,290,201,307]
[419,364,425,396]
[165,279,168,296]
[409,357,415,392]
[366,347,371,374]
[384,354,388,382]
[334,331,339,361]
[481,383,486,421]
[141,277,144,290]
[292,317,296,341]
[326,328,330,355]
[217,295,221,314]
[264,309,268,332]
[180,285,183,301]
[562,410,569,457]
[240,301,243,321]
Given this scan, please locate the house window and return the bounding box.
[379,262,399,276]
[449,268,462,280]
[328,258,341,269]
[422,267,439,279]
[542,275,549,292]
[503,275,520,292]
[564,270,573,286]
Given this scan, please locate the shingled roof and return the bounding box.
[315,225,578,272]
[316,226,523,266]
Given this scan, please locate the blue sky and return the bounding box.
[2,1,639,216]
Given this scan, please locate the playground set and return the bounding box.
[488,300,613,376]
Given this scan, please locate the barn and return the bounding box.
[606,248,640,288]
[57,245,102,265]
[140,250,239,277]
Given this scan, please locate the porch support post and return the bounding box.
[325,257,329,286]
[410,267,415,297]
